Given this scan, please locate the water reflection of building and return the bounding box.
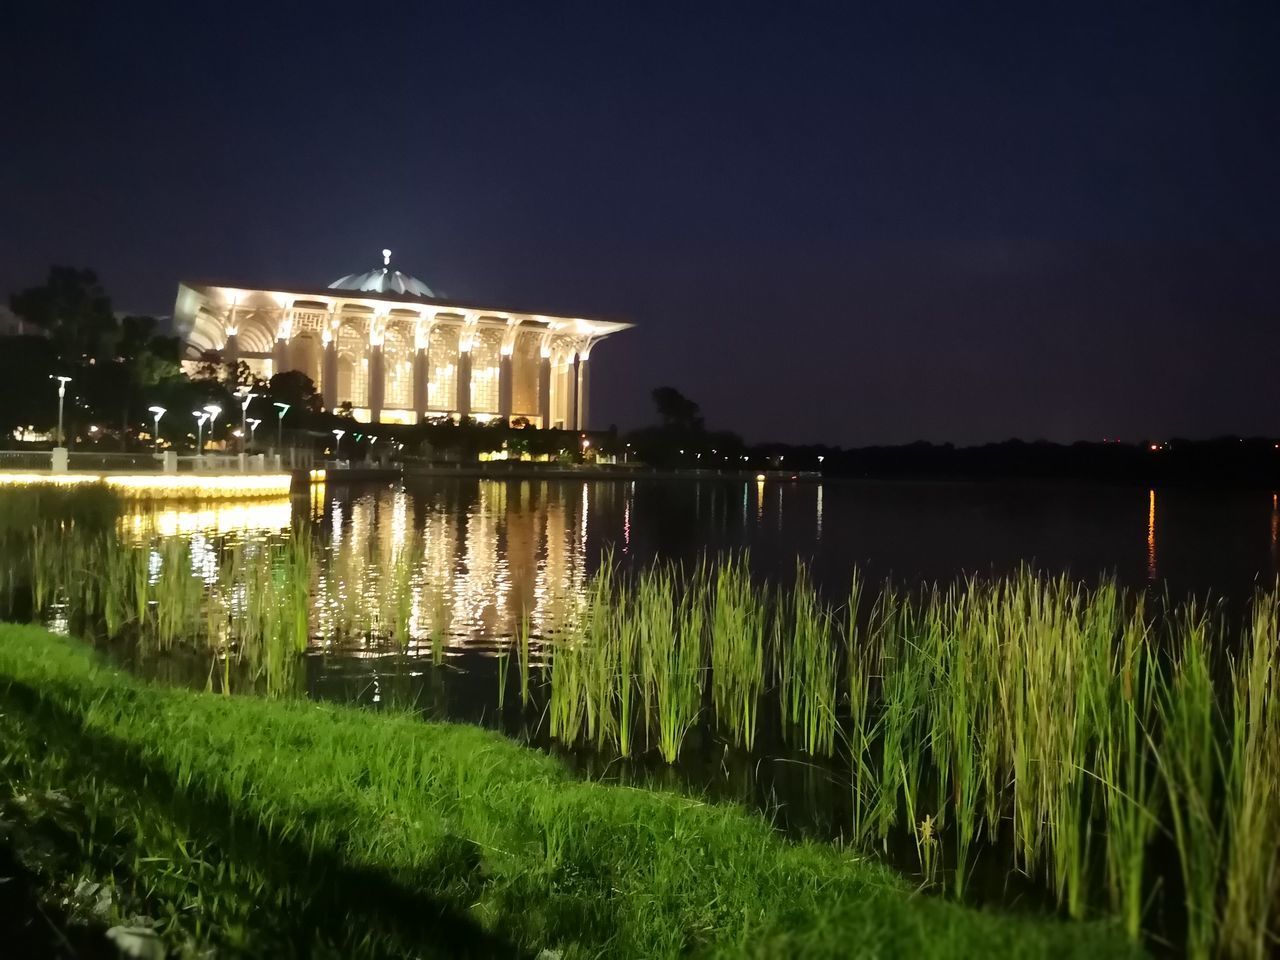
[120,498,296,539]
[315,482,590,653]
[173,250,632,429]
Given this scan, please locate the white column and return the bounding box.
[538,354,552,427]
[498,351,513,420]
[322,338,338,409]
[273,307,293,378]
[576,354,590,430]
[457,346,472,418]
[562,354,577,430]
[272,337,289,380]
[369,343,385,422]
[414,346,429,421]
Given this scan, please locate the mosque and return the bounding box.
[172,251,631,428]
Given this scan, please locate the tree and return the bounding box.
[651,386,703,430]
[0,336,61,441]
[10,267,118,360]
[264,370,322,415]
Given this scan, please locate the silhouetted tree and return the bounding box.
[651,386,703,429]
[9,267,118,360]
[264,370,323,416]
[0,336,62,439]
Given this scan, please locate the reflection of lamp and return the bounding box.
[332,428,345,458]
[247,418,262,446]
[147,405,166,452]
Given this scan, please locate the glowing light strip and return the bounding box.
[0,473,99,487]
[0,471,310,500]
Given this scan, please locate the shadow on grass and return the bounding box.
[0,678,527,959]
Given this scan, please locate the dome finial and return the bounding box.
[382,248,392,267]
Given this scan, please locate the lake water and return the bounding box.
[107,474,1280,691]
[309,475,1279,604]
[31,475,1280,919]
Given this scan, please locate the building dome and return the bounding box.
[328,249,437,297]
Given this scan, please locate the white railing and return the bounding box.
[0,450,285,475]
[0,450,57,470]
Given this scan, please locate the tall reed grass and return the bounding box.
[8,494,1279,956]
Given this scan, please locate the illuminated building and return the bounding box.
[173,250,632,428]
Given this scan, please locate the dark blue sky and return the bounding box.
[3,1,1277,444]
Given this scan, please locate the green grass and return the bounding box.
[6,495,1277,955]
[0,624,1140,959]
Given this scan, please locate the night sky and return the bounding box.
[3,2,1277,445]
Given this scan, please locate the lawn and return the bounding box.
[0,624,1140,958]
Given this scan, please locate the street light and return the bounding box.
[273,402,291,450]
[238,391,257,453]
[193,410,209,455]
[203,404,222,451]
[332,428,345,459]
[247,418,262,447]
[147,405,166,453]
[49,375,72,446]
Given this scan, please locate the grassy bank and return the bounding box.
[0,625,1139,958]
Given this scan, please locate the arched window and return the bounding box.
[512,331,541,417]
[428,324,459,411]
[383,326,413,409]
[291,333,321,387]
[337,323,368,407]
[470,328,502,414]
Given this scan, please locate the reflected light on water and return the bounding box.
[121,498,294,539]
[816,484,824,540]
[1147,489,1157,581]
[623,489,631,553]
[330,499,344,547]
[306,482,589,661]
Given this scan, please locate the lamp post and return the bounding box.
[50,375,72,446]
[332,428,345,460]
[238,391,257,453]
[273,402,291,451]
[193,410,209,456]
[147,406,166,453]
[247,418,261,447]
[203,404,222,450]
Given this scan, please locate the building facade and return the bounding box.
[172,251,631,428]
